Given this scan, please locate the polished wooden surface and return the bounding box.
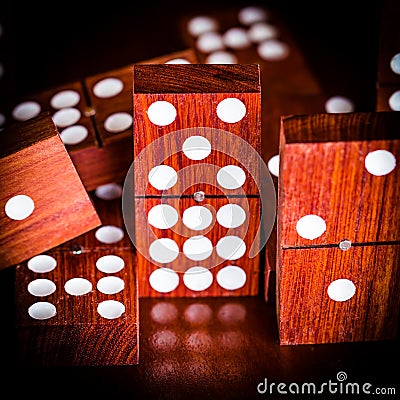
[279,113,400,246]
[278,245,400,344]
[1,0,399,398]
[2,290,399,399]
[0,114,101,270]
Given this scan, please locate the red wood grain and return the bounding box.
[133,91,261,196]
[278,112,400,247]
[280,139,399,246]
[0,113,101,270]
[278,245,400,344]
[135,197,261,297]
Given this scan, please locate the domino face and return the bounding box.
[16,249,138,366]
[132,64,263,297]
[0,113,100,270]
[277,111,400,345]
[135,197,261,297]
[15,187,139,366]
[280,140,399,245]
[279,245,400,344]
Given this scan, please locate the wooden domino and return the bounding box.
[0,113,100,271]
[0,49,199,192]
[376,0,400,112]
[277,111,400,344]
[15,188,138,366]
[132,63,263,297]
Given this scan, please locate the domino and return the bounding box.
[376,0,400,112]
[0,113,100,270]
[132,63,264,297]
[16,187,139,366]
[277,111,400,344]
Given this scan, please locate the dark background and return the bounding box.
[1,1,399,399]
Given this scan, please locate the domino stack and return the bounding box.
[132,63,264,297]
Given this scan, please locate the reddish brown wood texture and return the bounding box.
[376,0,400,111]
[278,112,400,246]
[17,321,138,367]
[279,138,399,246]
[135,197,261,297]
[15,191,138,366]
[0,113,101,270]
[277,111,400,344]
[0,49,199,192]
[281,111,400,143]
[134,64,260,93]
[278,245,400,345]
[133,65,261,196]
